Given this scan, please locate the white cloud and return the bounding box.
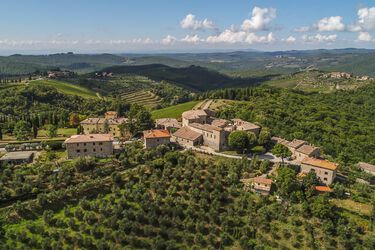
[161,35,177,45]
[356,7,375,31]
[285,36,296,43]
[294,26,310,32]
[241,6,276,31]
[206,29,274,44]
[316,16,345,31]
[357,32,373,42]
[180,14,215,30]
[181,34,202,44]
[302,34,337,43]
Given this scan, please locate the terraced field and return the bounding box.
[121,90,162,108]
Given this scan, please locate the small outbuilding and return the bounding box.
[0,151,35,165]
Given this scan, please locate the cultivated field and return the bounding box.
[151,100,200,119]
[121,90,162,108]
[30,80,98,98]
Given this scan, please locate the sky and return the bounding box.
[1,0,375,54]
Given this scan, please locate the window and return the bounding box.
[93,148,96,152]
[76,150,80,153]
[93,143,95,145]
[84,149,87,152]
[323,178,327,181]
[83,143,86,146]
[100,148,103,151]
[157,139,159,142]
[325,171,328,175]
[76,143,79,146]
[99,142,103,145]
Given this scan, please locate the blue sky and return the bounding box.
[0,0,375,54]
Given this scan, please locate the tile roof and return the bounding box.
[211,118,230,128]
[173,126,202,141]
[232,119,260,130]
[271,136,290,146]
[155,118,181,128]
[288,139,307,149]
[301,157,338,171]
[64,134,114,144]
[252,177,273,185]
[315,186,333,192]
[357,162,375,173]
[189,122,222,132]
[182,110,208,120]
[143,129,171,139]
[296,144,319,155]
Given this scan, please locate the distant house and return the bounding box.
[143,130,171,149]
[0,151,35,165]
[182,110,209,126]
[301,157,338,185]
[80,111,128,137]
[357,162,375,175]
[172,126,203,147]
[241,177,273,196]
[232,118,261,135]
[271,136,290,147]
[64,134,114,159]
[294,144,320,162]
[155,118,181,131]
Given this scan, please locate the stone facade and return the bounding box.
[143,130,171,149]
[64,134,114,159]
[301,157,337,185]
[80,111,128,137]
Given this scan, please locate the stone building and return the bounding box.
[172,126,203,147]
[301,157,338,185]
[188,123,229,151]
[64,134,114,159]
[80,111,128,137]
[181,110,209,126]
[143,130,171,149]
[155,118,181,131]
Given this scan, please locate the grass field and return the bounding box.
[30,80,98,98]
[0,128,76,143]
[121,90,162,108]
[151,100,200,119]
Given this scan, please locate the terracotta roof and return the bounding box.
[155,118,181,128]
[252,177,272,185]
[271,136,290,146]
[315,186,333,192]
[189,123,222,132]
[143,129,171,139]
[296,144,319,155]
[288,139,306,149]
[211,118,230,128]
[182,110,208,120]
[105,111,118,115]
[64,134,113,144]
[232,119,260,131]
[173,126,202,141]
[301,157,338,171]
[80,118,101,124]
[357,162,375,173]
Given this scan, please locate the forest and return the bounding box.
[201,84,375,165]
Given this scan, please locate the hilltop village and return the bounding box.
[49,107,346,196]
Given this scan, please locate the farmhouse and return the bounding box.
[294,144,320,162]
[0,151,35,165]
[172,126,203,147]
[357,162,375,175]
[64,134,114,159]
[241,177,273,196]
[182,110,209,126]
[287,139,307,155]
[80,111,128,137]
[188,123,229,151]
[143,129,171,149]
[155,118,181,131]
[301,157,338,185]
[232,118,261,135]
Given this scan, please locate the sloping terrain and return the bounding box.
[121,90,162,108]
[102,64,270,92]
[30,80,98,98]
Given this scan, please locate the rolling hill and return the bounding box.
[102,64,272,92]
[30,80,99,98]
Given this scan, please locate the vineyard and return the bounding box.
[120,90,162,108]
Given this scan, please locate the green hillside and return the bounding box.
[151,100,200,119]
[121,90,162,108]
[30,80,98,98]
[103,64,268,92]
